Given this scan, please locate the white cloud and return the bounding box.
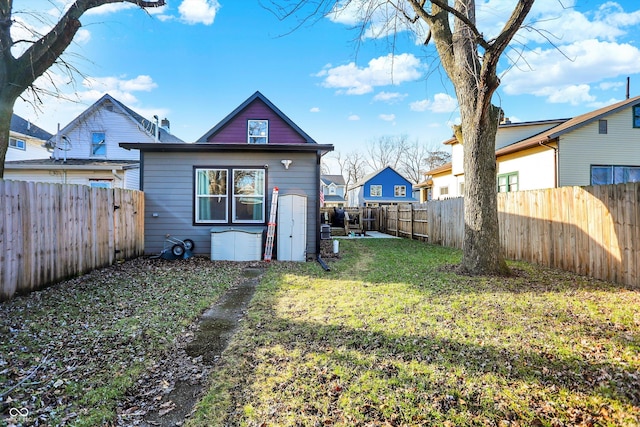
[178,0,220,25]
[318,53,424,95]
[348,114,360,121]
[379,113,395,121]
[501,39,640,102]
[14,72,165,135]
[310,107,320,113]
[534,84,595,106]
[410,93,457,113]
[373,91,407,103]
[83,75,158,93]
[85,3,136,15]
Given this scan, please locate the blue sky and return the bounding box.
[13,0,640,172]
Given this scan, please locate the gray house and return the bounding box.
[121,91,333,261]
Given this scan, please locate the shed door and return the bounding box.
[277,194,307,261]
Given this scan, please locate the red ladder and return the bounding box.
[263,187,279,262]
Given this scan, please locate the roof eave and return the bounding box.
[120,142,334,154]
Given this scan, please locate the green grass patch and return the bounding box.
[189,239,640,426]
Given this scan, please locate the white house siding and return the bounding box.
[559,108,640,187]
[124,168,140,190]
[53,108,147,161]
[497,146,556,191]
[451,142,464,176]
[142,151,320,258]
[430,172,459,200]
[6,137,50,161]
[3,169,128,188]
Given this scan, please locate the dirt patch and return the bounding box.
[116,266,263,427]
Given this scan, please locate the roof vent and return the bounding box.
[161,118,170,132]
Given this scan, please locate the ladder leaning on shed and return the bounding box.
[263,187,279,262]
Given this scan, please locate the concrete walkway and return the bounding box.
[334,231,398,239]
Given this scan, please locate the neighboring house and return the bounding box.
[5,114,52,162]
[348,166,418,206]
[120,91,334,261]
[320,174,347,208]
[4,94,182,189]
[425,96,640,199]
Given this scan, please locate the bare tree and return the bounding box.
[332,150,367,205]
[397,139,439,184]
[0,0,165,177]
[268,0,536,275]
[365,134,408,171]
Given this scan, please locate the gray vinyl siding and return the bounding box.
[142,151,319,258]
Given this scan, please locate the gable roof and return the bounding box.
[10,114,53,140]
[351,166,410,189]
[321,174,346,186]
[496,95,640,157]
[52,94,183,144]
[197,91,318,143]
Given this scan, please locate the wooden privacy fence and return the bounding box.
[1,180,145,301]
[378,183,639,288]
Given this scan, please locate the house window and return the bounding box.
[9,137,26,150]
[394,185,406,197]
[89,179,112,189]
[196,169,228,222]
[91,132,106,156]
[195,168,265,224]
[329,184,336,195]
[233,169,265,222]
[459,182,465,196]
[439,186,449,196]
[497,172,518,193]
[248,120,268,144]
[370,185,382,197]
[591,165,640,185]
[633,105,640,128]
[599,119,608,134]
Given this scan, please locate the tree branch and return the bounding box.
[428,0,490,50]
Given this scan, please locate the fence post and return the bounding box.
[409,204,414,240]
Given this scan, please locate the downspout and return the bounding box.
[539,139,558,188]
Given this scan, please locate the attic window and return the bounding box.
[248,120,268,144]
[634,105,640,128]
[91,132,106,156]
[599,119,608,134]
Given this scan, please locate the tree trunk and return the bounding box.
[0,95,17,178]
[459,100,509,275]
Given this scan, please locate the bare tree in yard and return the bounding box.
[333,150,367,203]
[365,134,408,172]
[398,140,449,184]
[0,0,165,178]
[268,0,536,275]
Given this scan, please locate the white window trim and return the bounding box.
[195,168,228,224]
[9,137,26,150]
[248,120,268,144]
[232,169,265,223]
[91,131,106,157]
[370,184,382,197]
[394,185,406,197]
[195,168,266,224]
